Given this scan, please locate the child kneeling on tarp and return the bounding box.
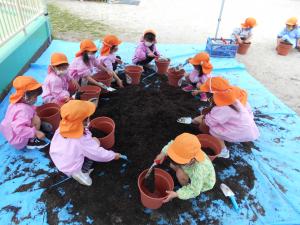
[192,77,260,159]
[49,100,121,186]
[0,76,48,150]
[154,133,216,203]
[277,17,300,49]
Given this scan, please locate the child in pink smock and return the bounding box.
[69,39,110,88]
[42,53,79,105]
[192,77,260,159]
[0,76,49,150]
[98,34,124,87]
[181,52,212,101]
[132,29,160,67]
[49,100,121,186]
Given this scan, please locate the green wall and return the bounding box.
[0,16,51,95]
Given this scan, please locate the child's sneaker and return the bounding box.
[182,85,194,92]
[72,171,92,186]
[27,138,49,149]
[218,147,230,159]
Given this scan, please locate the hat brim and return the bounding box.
[51,60,69,66]
[189,58,200,66]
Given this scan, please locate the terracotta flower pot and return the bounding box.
[196,134,222,161]
[276,41,292,56]
[89,117,115,149]
[92,71,113,92]
[167,68,185,87]
[124,65,144,85]
[37,104,61,133]
[138,168,174,209]
[79,85,101,104]
[68,81,78,96]
[155,58,171,75]
[237,42,251,55]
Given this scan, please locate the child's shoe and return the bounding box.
[27,138,49,149]
[182,85,194,92]
[72,171,92,186]
[218,147,230,159]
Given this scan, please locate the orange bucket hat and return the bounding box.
[189,52,213,74]
[233,86,248,106]
[10,76,42,104]
[200,77,237,106]
[75,39,98,57]
[51,52,68,66]
[59,100,96,138]
[241,17,257,28]
[100,35,122,56]
[286,17,298,26]
[167,133,205,164]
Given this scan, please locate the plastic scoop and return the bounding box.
[177,117,192,124]
[220,183,239,212]
[98,82,116,92]
[174,61,188,71]
[120,154,128,161]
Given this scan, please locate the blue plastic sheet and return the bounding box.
[0,40,300,225]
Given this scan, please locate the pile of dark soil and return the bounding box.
[40,74,259,225]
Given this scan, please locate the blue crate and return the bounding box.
[205,38,238,58]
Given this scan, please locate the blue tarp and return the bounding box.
[0,40,300,225]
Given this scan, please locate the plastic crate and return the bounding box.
[205,38,238,58]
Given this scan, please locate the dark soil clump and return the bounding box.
[89,127,108,138]
[40,74,258,225]
[202,147,216,156]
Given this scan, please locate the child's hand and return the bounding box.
[114,153,121,160]
[192,90,199,96]
[162,191,178,203]
[35,130,45,139]
[154,153,166,164]
[148,52,156,58]
[117,79,124,88]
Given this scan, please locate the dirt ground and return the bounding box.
[47,0,300,115]
[40,74,261,224]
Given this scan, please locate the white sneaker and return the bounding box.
[72,171,92,186]
[218,148,230,159]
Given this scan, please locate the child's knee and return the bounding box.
[176,169,189,186]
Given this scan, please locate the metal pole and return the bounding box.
[214,0,225,40]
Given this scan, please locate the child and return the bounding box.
[49,100,121,186]
[192,77,260,158]
[42,53,79,105]
[0,76,48,150]
[231,17,257,44]
[154,133,216,202]
[132,29,160,67]
[181,52,212,101]
[98,35,124,88]
[69,39,110,88]
[277,17,300,48]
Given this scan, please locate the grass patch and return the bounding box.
[47,3,112,40]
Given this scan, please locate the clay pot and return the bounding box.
[37,104,61,133]
[167,68,185,87]
[79,85,101,105]
[276,41,292,56]
[92,71,113,92]
[237,42,251,55]
[124,65,144,85]
[155,58,171,75]
[138,168,174,209]
[89,117,115,149]
[196,134,222,161]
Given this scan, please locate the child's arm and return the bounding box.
[48,77,70,102]
[154,140,173,163]
[11,111,37,140]
[204,106,232,127]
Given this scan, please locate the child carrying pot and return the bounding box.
[42,53,79,105]
[98,35,124,88]
[154,133,216,202]
[132,29,160,67]
[192,77,260,159]
[181,52,212,101]
[231,17,257,44]
[277,17,300,49]
[69,39,111,88]
[0,76,48,150]
[49,100,121,186]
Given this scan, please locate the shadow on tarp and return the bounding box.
[0,40,299,225]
